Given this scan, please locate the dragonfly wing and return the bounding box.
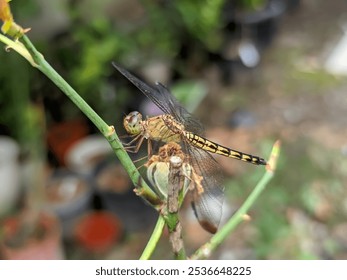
[155,82,204,135]
[191,182,224,234]
[187,145,225,233]
[113,62,177,116]
[112,62,204,135]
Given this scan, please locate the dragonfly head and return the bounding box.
[123,111,143,135]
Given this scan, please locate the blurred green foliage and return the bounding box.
[4,0,234,129]
[175,0,225,51]
[0,53,30,143]
[68,0,228,109]
[2,0,271,131]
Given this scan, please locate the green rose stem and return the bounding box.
[18,35,159,205]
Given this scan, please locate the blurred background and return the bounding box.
[1,0,347,259]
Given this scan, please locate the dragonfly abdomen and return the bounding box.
[184,132,267,165]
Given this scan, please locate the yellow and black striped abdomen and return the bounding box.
[184,132,267,165]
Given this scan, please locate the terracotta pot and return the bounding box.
[46,119,89,166]
[0,212,64,260]
[73,211,122,254]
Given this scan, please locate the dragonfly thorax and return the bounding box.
[123,111,143,135]
[162,114,185,135]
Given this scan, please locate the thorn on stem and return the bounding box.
[242,214,251,221]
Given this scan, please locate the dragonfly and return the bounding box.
[112,62,267,233]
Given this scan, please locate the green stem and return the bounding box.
[19,35,158,204]
[190,141,280,260]
[139,215,165,260]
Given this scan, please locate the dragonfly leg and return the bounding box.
[147,139,153,158]
[125,135,145,153]
[119,134,130,139]
[133,155,148,164]
[123,134,142,146]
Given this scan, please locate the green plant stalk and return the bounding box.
[139,215,166,260]
[190,141,280,260]
[18,35,158,203]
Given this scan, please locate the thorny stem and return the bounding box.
[190,141,280,260]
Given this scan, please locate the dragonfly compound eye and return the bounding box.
[123,111,143,135]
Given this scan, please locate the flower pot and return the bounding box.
[73,211,122,254]
[46,119,89,166]
[65,134,113,175]
[0,212,64,260]
[44,169,93,239]
[0,136,20,217]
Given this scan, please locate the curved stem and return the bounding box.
[139,215,166,260]
[19,35,158,204]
